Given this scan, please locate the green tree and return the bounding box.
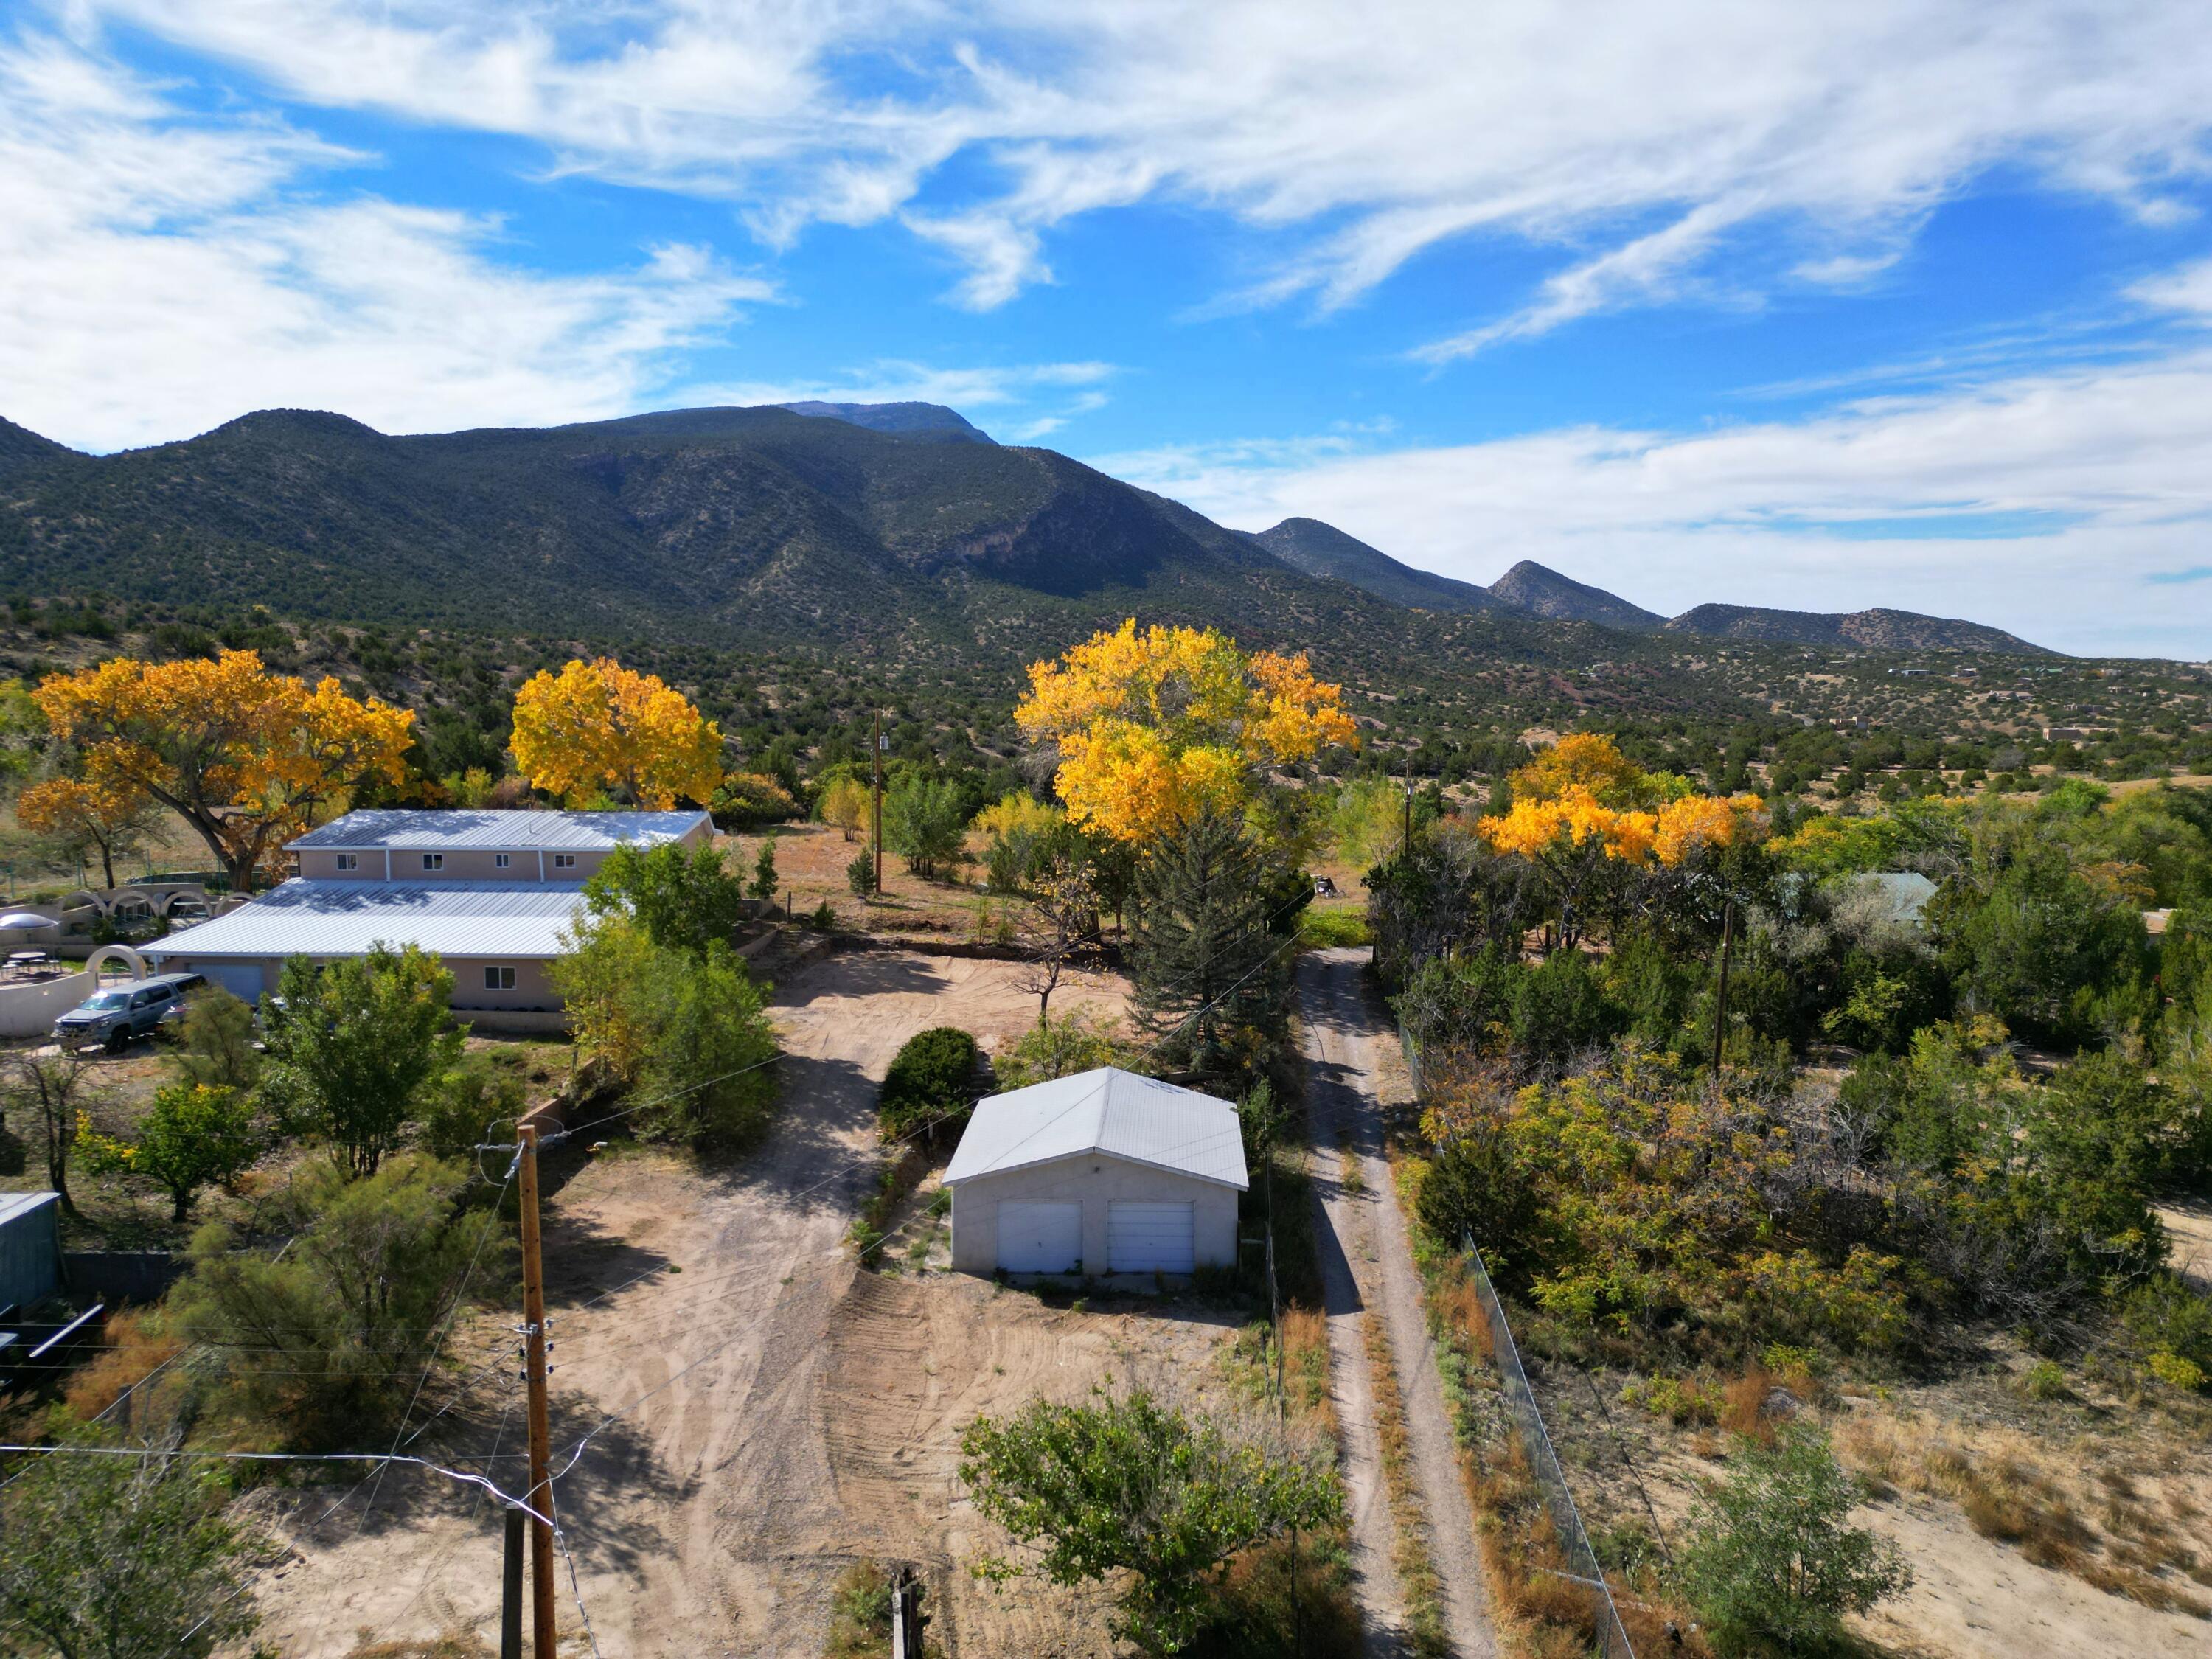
[847,847,875,897]
[0,1430,262,1659]
[175,1153,505,1445]
[260,945,464,1178]
[170,987,260,1093]
[584,840,746,959]
[1948,845,2146,1046]
[553,917,779,1149]
[1680,1425,1910,1657]
[77,1082,257,1222]
[960,1389,1340,1654]
[1129,809,1295,1082]
[885,773,967,878]
[751,834,779,902]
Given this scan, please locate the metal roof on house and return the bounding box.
[147,880,589,961]
[1837,870,1938,928]
[0,1193,59,1228]
[943,1067,1248,1190]
[290,809,709,853]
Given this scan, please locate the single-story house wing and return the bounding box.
[147,807,712,1026]
[942,1067,1248,1278]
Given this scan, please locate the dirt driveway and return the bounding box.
[240,950,1228,1658]
[1301,947,1500,1659]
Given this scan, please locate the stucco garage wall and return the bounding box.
[949,1153,1239,1276]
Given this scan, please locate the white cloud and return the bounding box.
[74,0,2212,330]
[689,360,1115,434]
[1091,347,2212,657]
[2133,257,2212,318]
[0,34,774,451]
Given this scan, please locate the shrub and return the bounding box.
[417,1054,528,1162]
[2124,1275,2212,1393]
[960,1389,1340,1653]
[846,848,875,897]
[709,770,801,830]
[810,899,838,931]
[1298,907,1370,948]
[879,1026,978,1144]
[170,987,260,1091]
[0,1425,262,1658]
[175,1154,507,1446]
[824,1559,894,1658]
[993,1010,1138,1091]
[2022,1358,2071,1401]
[1680,1425,1911,1656]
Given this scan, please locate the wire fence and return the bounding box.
[1399,1023,1636,1659]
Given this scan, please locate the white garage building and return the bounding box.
[943,1068,1248,1278]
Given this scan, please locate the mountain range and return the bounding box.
[0,403,2049,659]
[1251,514,2044,655]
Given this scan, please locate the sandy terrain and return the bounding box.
[1301,949,1501,1659]
[237,950,1214,1659]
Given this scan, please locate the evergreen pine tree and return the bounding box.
[1129,809,1293,1079]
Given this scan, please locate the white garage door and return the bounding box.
[1108,1202,1195,1273]
[203,964,265,1004]
[996,1201,1082,1273]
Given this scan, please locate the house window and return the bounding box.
[552,853,577,870]
[335,853,358,872]
[484,965,516,990]
[495,853,510,869]
[422,853,444,872]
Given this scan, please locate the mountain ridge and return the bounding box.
[0,400,2051,659]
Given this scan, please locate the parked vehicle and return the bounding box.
[52,972,205,1053]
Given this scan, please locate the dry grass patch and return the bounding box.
[1836,1408,2212,1617]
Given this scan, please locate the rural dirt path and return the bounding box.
[243,950,1141,1658]
[1301,946,1501,1659]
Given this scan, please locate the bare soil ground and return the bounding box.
[1301,948,1500,1659]
[1524,1299,2212,1658]
[235,951,1267,1659]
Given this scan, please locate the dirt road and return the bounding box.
[243,950,1147,1658]
[1301,947,1500,1659]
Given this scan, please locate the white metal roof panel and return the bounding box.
[943,1067,1248,1189]
[0,1193,58,1228]
[146,880,588,961]
[291,809,708,853]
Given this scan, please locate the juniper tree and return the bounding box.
[1128,809,1298,1081]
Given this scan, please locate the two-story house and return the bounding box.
[147,808,713,1026]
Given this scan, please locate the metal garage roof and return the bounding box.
[291,808,708,852]
[147,880,589,961]
[944,1067,1248,1190]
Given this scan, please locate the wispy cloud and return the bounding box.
[1093,342,2212,655]
[70,0,2212,332]
[0,33,773,451]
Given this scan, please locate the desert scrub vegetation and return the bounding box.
[1835,1408,2212,1617]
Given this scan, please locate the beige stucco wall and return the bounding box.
[948,1153,1241,1276]
[298,848,606,883]
[153,953,562,1011]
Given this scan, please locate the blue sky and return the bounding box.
[4,3,2211,657]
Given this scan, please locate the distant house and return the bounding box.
[1836,871,1938,930]
[943,1068,1248,1278]
[148,809,712,1023]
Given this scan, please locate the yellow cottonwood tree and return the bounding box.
[1015,620,1356,844]
[16,776,160,891]
[1479,735,1763,945]
[509,658,723,809]
[34,650,416,891]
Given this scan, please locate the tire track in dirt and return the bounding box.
[1302,947,1501,1659]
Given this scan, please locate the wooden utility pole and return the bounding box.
[516,1123,557,1659]
[872,712,886,895]
[501,1506,524,1659]
[1709,900,1736,1079]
